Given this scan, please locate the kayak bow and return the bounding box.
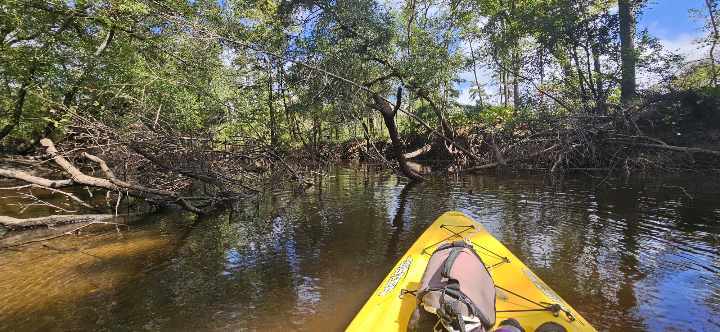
[347,211,596,332]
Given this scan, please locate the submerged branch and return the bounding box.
[0,214,123,230]
[0,220,130,250]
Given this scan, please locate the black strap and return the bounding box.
[442,248,464,278]
[438,289,468,332]
[434,243,494,329]
[436,280,493,330]
[436,241,486,267]
[436,240,472,251]
[422,241,497,330]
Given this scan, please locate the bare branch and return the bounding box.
[0,169,73,188]
[0,214,122,230]
[465,144,560,172]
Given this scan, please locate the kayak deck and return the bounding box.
[347,211,596,332]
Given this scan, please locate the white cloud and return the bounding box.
[659,33,708,61]
[457,85,474,105]
[455,43,498,106]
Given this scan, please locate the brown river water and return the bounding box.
[0,167,719,331]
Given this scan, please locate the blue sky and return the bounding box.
[458,0,710,105]
[639,0,707,59]
[640,0,705,40]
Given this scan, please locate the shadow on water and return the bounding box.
[1,168,719,331]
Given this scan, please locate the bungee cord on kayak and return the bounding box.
[494,285,577,322]
[393,220,580,331]
[421,225,510,266]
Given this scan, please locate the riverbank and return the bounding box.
[311,89,720,176]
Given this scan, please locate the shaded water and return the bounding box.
[1,167,719,331]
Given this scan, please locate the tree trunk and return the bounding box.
[706,0,719,86]
[469,39,485,107]
[362,122,371,154]
[268,62,278,146]
[512,47,521,110]
[571,46,591,113]
[513,71,520,110]
[501,69,509,107]
[417,92,454,138]
[373,88,424,181]
[619,0,637,104]
[592,43,608,114]
[510,0,520,110]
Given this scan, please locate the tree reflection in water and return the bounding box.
[0,168,718,331]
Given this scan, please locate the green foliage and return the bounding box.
[671,62,718,90]
[0,0,712,155]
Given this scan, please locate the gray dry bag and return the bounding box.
[408,241,496,332]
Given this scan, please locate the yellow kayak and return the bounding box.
[347,211,596,332]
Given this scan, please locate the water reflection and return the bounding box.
[0,168,719,331]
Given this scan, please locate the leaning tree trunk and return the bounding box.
[619,0,637,104]
[372,88,424,182]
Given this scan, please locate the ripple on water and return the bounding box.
[0,170,718,331]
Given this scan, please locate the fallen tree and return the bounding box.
[0,138,215,215]
[0,214,122,231]
[0,112,311,233]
